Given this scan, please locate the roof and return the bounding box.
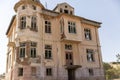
[53,2,74,11]
[6,15,16,35]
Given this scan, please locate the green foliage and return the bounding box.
[103,62,120,80]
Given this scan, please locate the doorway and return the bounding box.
[68,69,75,80]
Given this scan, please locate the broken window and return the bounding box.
[88,68,94,76]
[86,49,94,62]
[84,28,92,40]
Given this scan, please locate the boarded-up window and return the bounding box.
[31,67,36,76]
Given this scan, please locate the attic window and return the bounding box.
[64,10,68,14]
[65,6,68,8]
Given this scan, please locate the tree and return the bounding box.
[103,62,119,80]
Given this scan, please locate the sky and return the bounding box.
[0,0,120,74]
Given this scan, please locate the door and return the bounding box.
[68,69,75,80]
[66,52,73,65]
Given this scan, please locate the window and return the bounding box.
[31,16,37,31]
[45,45,52,59]
[22,6,25,10]
[84,29,92,40]
[88,68,94,76]
[45,20,51,33]
[32,5,36,10]
[18,68,23,76]
[86,49,94,62]
[65,52,73,65]
[64,10,68,14]
[65,44,72,50]
[46,68,52,76]
[20,16,26,29]
[19,42,26,58]
[30,42,37,58]
[31,67,36,76]
[60,8,63,13]
[68,21,76,33]
[65,6,68,8]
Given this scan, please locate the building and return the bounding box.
[5,0,104,80]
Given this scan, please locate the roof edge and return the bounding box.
[6,15,16,35]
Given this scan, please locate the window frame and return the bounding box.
[31,16,37,31]
[18,68,23,76]
[19,42,26,58]
[88,68,94,76]
[30,42,37,58]
[65,44,72,50]
[45,20,51,33]
[46,68,52,76]
[45,45,52,59]
[68,21,76,34]
[20,16,26,29]
[84,28,92,40]
[86,49,95,62]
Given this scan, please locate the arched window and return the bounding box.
[20,16,26,29]
[31,16,37,31]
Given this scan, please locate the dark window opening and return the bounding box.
[45,20,51,33]
[46,68,52,76]
[64,10,68,14]
[22,6,25,10]
[18,68,23,76]
[60,8,63,13]
[88,69,94,76]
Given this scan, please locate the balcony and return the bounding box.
[60,33,82,42]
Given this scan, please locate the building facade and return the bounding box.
[6,0,104,80]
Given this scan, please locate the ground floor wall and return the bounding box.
[6,65,105,80]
